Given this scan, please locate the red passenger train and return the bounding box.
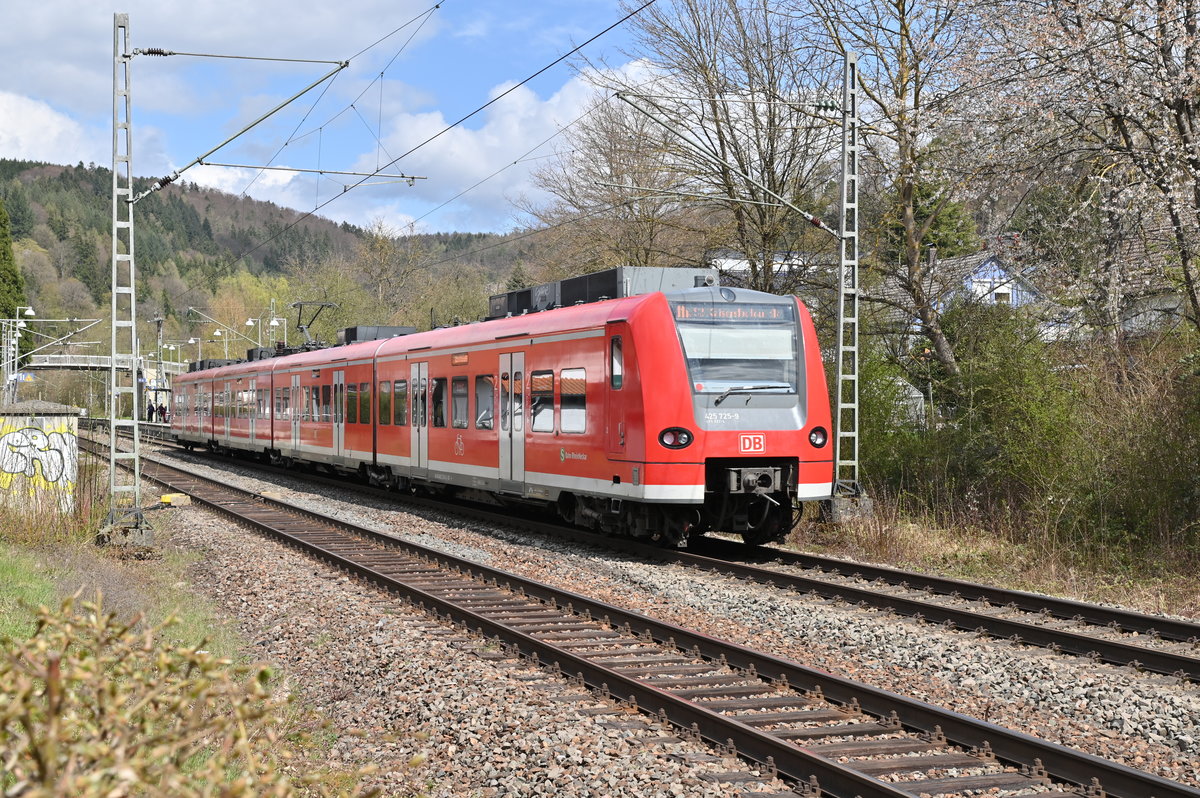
[171,283,833,545]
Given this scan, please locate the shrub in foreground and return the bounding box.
[0,596,376,797]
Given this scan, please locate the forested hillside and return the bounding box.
[0,158,530,349]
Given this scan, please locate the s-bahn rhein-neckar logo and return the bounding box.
[560,448,588,462]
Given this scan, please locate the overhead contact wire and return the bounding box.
[232,0,659,263]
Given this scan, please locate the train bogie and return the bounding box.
[172,285,834,545]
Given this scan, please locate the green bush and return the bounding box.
[1,596,376,797]
[861,304,1200,566]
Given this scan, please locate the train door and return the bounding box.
[498,352,525,492]
[290,373,301,451]
[333,370,345,456]
[410,362,429,480]
[247,378,256,443]
[605,332,626,456]
[219,382,231,444]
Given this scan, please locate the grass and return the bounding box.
[1,507,384,796]
[0,544,58,642]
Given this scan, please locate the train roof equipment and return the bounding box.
[487,266,719,320]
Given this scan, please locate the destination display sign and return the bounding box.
[672,302,793,323]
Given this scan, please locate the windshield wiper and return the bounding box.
[713,384,791,406]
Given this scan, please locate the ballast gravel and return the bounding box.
[151,448,1200,791]
[160,505,787,797]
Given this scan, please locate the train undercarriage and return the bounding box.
[557,458,799,546]
[184,439,798,547]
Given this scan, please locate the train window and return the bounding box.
[560,368,586,433]
[346,383,358,424]
[310,387,320,421]
[530,371,554,432]
[431,378,447,428]
[512,372,523,432]
[415,378,427,427]
[475,375,495,430]
[321,385,331,422]
[359,382,371,424]
[378,382,392,426]
[451,377,469,429]
[673,301,798,394]
[334,383,343,424]
[610,337,623,389]
[394,380,408,426]
[500,373,510,431]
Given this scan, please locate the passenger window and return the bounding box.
[394,380,408,426]
[322,385,331,422]
[500,373,511,432]
[610,336,623,389]
[415,378,428,427]
[560,368,586,433]
[378,382,391,426]
[359,382,371,424]
[512,372,523,432]
[530,371,554,432]
[346,383,358,424]
[431,378,447,427]
[475,375,495,429]
[451,376,469,428]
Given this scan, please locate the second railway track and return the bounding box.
[88,437,1200,798]
[133,426,1200,684]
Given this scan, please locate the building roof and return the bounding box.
[0,399,83,416]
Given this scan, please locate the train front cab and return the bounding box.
[628,287,834,545]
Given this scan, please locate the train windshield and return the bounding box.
[671,301,798,394]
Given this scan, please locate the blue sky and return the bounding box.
[0,0,646,233]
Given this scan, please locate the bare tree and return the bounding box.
[986,0,1200,336]
[784,0,1023,379]
[581,0,842,292]
[353,218,427,306]
[520,96,719,279]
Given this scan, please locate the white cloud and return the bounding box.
[0,92,103,165]
[0,2,645,232]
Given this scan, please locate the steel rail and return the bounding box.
[99,446,909,797]
[91,439,1200,798]
[692,537,1200,644]
[92,423,1200,679]
[661,542,1200,681]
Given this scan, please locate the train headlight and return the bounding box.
[809,426,828,447]
[659,427,694,449]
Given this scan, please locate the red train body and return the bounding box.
[171,285,833,544]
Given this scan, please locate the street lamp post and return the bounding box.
[245,300,288,348]
[2,306,36,404]
[188,337,225,362]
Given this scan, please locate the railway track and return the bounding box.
[88,438,1200,798]
[135,428,1200,684]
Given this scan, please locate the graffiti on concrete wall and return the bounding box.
[0,423,79,509]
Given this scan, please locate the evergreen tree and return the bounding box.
[0,181,34,239]
[0,197,26,319]
[506,263,531,291]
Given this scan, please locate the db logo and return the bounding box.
[738,433,766,454]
